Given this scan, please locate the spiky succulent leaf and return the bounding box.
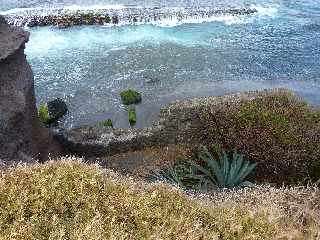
[198,147,257,188]
[222,151,230,186]
[236,162,257,185]
[190,161,217,185]
[152,147,256,190]
[226,158,237,186]
[200,149,225,186]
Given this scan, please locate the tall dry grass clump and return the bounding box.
[0,158,319,239]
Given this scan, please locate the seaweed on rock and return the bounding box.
[120,89,142,105]
[128,107,137,126]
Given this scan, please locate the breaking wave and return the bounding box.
[0,5,278,28]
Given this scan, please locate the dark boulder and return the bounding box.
[0,15,6,24]
[112,15,119,24]
[47,98,68,122]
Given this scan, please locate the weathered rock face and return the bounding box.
[0,17,62,164]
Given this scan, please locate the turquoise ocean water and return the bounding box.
[1,0,320,128]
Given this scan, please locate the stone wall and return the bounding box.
[0,17,62,164]
[58,88,293,157]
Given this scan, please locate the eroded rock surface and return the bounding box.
[0,17,62,164]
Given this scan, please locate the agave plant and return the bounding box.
[150,162,207,190]
[193,146,257,188]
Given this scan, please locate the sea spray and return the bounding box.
[2,6,259,28]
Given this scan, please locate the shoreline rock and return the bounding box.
[0,16,63,164]
[3,7,258,28]
[56,88,293,157]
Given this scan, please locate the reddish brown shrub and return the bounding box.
[197,92,320,184]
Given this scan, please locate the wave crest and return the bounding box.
[1,6,263,28]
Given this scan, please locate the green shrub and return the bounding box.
[120,89,142,105]
[100,119,113,127]
[128,107,137,126]
[38,103,55,125]
[197,92,320,184]
[82,13,94,25]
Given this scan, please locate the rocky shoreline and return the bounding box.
[3,7,257,28]
[56,88,293,157]
[2,10,319,185]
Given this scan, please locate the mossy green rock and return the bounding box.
[47,98,68,121]
[38,103,56,125]
[120,90,142,105]
[38,98,68,125]
[101,119,113,127]
[128,107,137,126]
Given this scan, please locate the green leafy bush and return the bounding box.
[120,89,142,105]
[128,107,137,125]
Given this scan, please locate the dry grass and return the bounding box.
[0,158,319,239]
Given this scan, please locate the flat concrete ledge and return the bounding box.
[0,15,29,61]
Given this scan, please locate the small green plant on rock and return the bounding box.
[120,89,142,105]
[38,103,54,125]
[100,119,113,127]
[38,99,68,126]
[128,107,137,126]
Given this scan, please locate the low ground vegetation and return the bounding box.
[38,103,55,125]
[152,146,257,190]
[22,91,320,238]
[197,93,320,183]
[0,159,319,239]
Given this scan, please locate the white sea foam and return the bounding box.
[251,4,278,18]
[1,5,277,28]
[154,14,251,27]
[0,4,127,15]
